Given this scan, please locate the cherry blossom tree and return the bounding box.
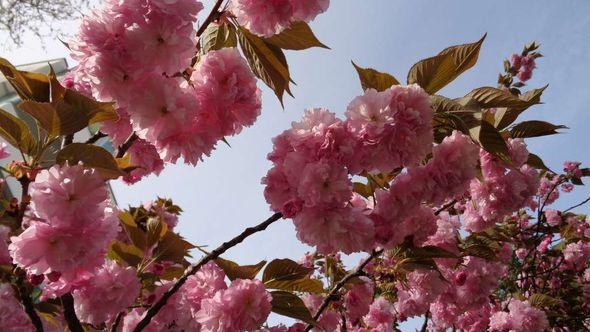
[0,1,588,331]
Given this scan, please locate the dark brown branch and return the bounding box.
[61,134,74,149]
[110,311,124,332]
[16,177,30,228]
[15,273,44,331]
[304,249,383,332]
[195,0,225,37]
[61,293,84,332]
[115,133,138,158]
[564,195,590,213]
[420,310,430,332]
[85,131,107,145]
[133,212,283,331]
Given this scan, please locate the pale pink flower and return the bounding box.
[344,277,374,322]
[363,297,395,331]
[545,209,562,226]
[123,138,165,184]
[191,48,262,138]
[182,262,227,315]
[563,241,590,269]
[0,283,34,330]
[302,294,339,332]
[290,0,329,22]
[489,299,548,332]
[0,142,9,159]
[563,161,582,178]
[395,270,447,320]
[101,108,134,146]
[229,0,294,37]
[297,159,352,208]
[73,261,141,325]
[0,226,11,265]
[196,279,272,331]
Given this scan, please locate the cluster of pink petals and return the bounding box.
[345,85,433,174]
[0,141,9,159]
[489,299,549,332]
[229,0,329,37]
[395,270,447,320]
[302,293,339,331]
[0,226,11,265]
[464,139,540,232]
[71,1,262,176]
[73,261,141,325]
[510,54,536,82]
[0,283,34,330]
[195,279,272,331]
[563,241,590,270]
[362,297,396,331]
[344,277,374,322]
[9,164,119,294]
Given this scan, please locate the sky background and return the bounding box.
[2,0,590,329]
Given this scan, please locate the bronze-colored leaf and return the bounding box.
[430,95,462,113]
[495,85,548,129]
[0,108,36,155]
[406,245,457,259]
[460,86,530,109]
[146,217,168,249]
[509,120,567,138]
[266,21,328,50]
[0,57,50,102]
[201,22,238,54]
[529,293,560,308]
[215,258,266,280]
[271,291,317,326]
[407,34,486,94]
[263,258,313,282]
[118,211,148,250]
[108,241,143,267]
[470,121,511,162]
[526,153,553,173]
[353,182,373,199]
[153,231,195,263]
[56,143,125,180]
[352,61,399,92]
[237,26,291,104]
[265,278,324,293]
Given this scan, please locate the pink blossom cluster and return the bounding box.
[71,1,262,180]
[229,0,329,37]
[9,164,119,296]
[464,139,540,232]
[0,283,34,331]
[489,299,549,332]
[263,85,482,253]
[122,262,272,331]
[510,54,536,82]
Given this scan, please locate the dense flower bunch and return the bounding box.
[0,0,588,329]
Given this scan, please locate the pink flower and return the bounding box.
[363,297,395,331]
[0,283,34,330]
[229,0,294,37]
[489,299,548,332]
[28,163,109,227]
[196,279,272,331]
[344,277,374,322]
[191,48,262,138]
[302,294,339,331]
[510,54,536,82]
[545,209,562,226]
[395,270,447,320]
[563,161,582,178]
[297,159,352,208]
[183,262,227,315]
[290,0,329,22]
[0,141,10,159]
[293,206,375,254]
[0,226,11,265]
[101,108,134,146]
[563,241,590,269]
[73,261,140,325]
[146,0,204,24]
[123,138,165,184]
[345,85,433,173]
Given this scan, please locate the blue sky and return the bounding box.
[2,0,590,329]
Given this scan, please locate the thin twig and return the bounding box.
[115,133,138,158]
[61,134,74,149]
[564,195,590,213]
[15,273,44,331]
[304,249,383,332]
[420,309,430,332]
[85,131,107,145]
[110,311,124,332]
[61,293,84,332]
[195,0,225,37]
[133,212,283,331]
[16,177,30,228]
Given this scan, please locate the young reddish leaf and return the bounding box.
[407,34,486,94]
[0,57,50,102]
[265,278,324,294]
[495,85,548,129]
[108,241,143,267]
[262,258,313,283]
[270,291,317,326]
[460,86,530,109]
[201,22,238,54]
[215,257,267,280]
[266,21,328,50]
[56,143,125,180]
[509,120,567,138]
[352,61,399,92]
[470,120,511,162]
[153,231,195,263]
[0,108,36,155]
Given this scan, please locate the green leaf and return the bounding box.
[215,257,266,280]
[237,26,291,104]
[0,57,50,102]
[271,291,317,326]
[263,258,313,282]
[56,143,125,180]
[108,241,143,267]
[153,231,195,263]
[509,120,567,138]
[201,23,238,54]
[352,61,399,92]
[407,34,486,94]
[470,120,511,162]
[266,21,328,50]
[0,108,36,155]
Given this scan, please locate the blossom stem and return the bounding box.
[110,311,124,332]
[304,249,383,332]
[15,273,44,331]
[85,131,107,145]
[132,212,283,332]
[16,177,30,228]
[563,195,590,213]
[115,133,138,158]
[195,0,225,38]
[61,293,84,332]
